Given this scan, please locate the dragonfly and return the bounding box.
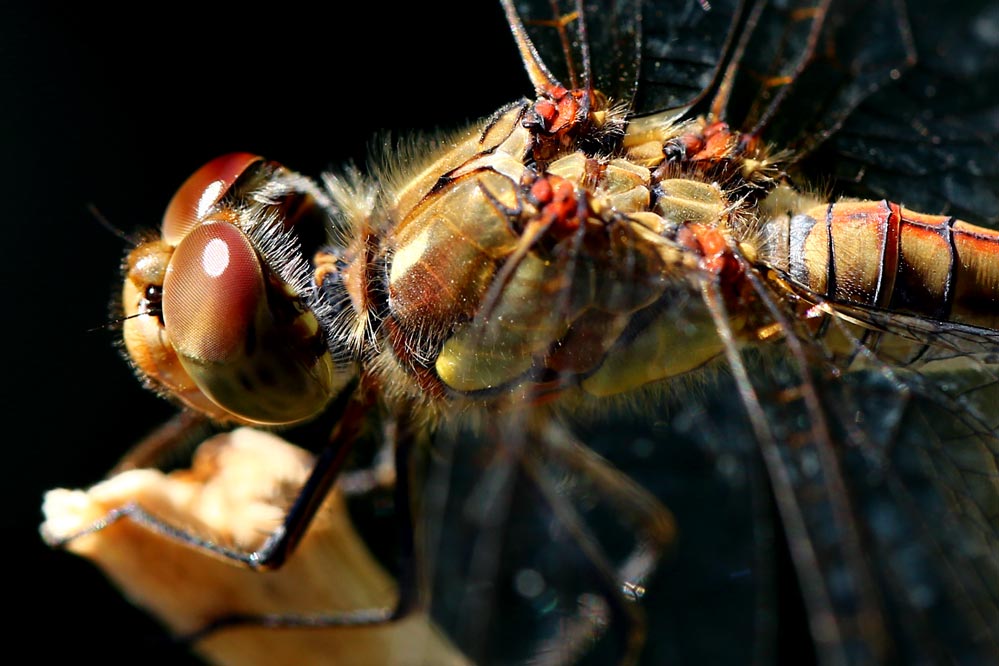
[42,0,998,664]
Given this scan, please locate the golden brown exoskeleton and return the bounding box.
[46,1,999,665]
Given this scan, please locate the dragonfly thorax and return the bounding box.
[316,102,751,413]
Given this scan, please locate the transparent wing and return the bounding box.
[418,296,781,664]
[415,1,999,664]
[509,0,741,112]
[718,0,916,147]
[699,0,999,225]
[729,267,999,662]
[415,253,999,663]
[799,0,999,225]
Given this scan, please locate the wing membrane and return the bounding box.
[424,1,999,661]
[631,0,743,113]
[420,354,778,664]
[715,264,999,661]
[795,0,999,224]
[510,0,742,112]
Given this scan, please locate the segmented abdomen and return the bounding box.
[778,200,999,329]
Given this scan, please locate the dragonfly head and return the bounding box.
[121,154,355,426]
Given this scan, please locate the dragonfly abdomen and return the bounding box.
[777,199,999,329]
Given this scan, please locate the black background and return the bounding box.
[18,3,996,665]
[6,3,521,663]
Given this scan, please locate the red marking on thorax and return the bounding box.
[678,223,745,293]
[692,122,734,162]
[534,84,585,135]
[679,121,760,165]
[529,173,582,238]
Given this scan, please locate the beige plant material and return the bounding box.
[41,427,469,666]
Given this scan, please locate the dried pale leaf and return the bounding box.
[41,427,468,666]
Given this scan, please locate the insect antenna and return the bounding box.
[86,202,132,242]
[87,310,148,334]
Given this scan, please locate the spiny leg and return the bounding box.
[186,402,423,639]
[109,410,214,474]
[519,419,675,666]
[45,389,425,642]
[535,420,675,596]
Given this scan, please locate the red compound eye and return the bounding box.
[162,220,264,364]
[159,218,340,425]
[162,153,262,246]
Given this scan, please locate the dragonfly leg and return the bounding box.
[184,409,422,640]
[45,390,425,643]
[518,420,675,666]
[43,387,364,566]
[536,420,675,594]
[109,410,214,474]
[337,432,397,498]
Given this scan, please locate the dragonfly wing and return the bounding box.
[797,0,999,225]
[700,263,999,662]
[508,0,741,113]
[418,354,781,664]
[837,369,999,659]
[630,0,742,114]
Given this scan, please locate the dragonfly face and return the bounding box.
[50,0,999,664]
[121,153,355,425]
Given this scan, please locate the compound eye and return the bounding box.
[160,219,339,425]
[162,220,264,364]
[162,153,262,246]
